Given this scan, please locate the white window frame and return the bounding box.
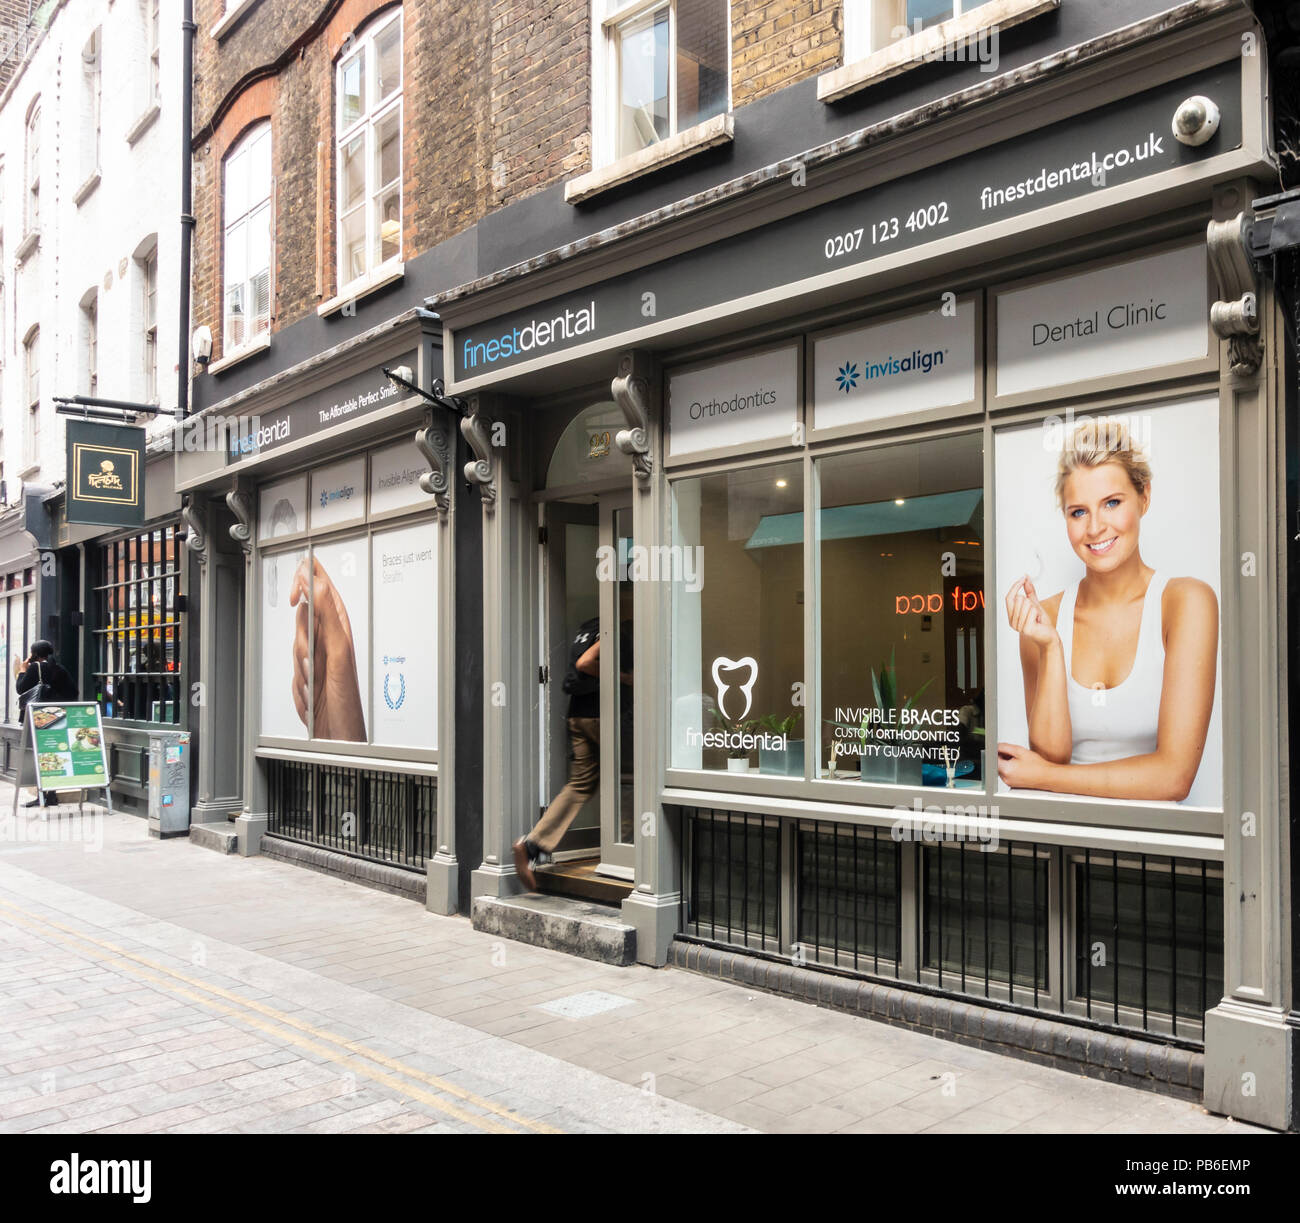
[334,9,403,297]
[82,293,99,396]
[591,0,732,171]
[23,327,39,467]
[843,0,992,61]
[222,122,273,355]
[147,0,160,103]
[82,30,102,180]
[139,245,158,403]
[24,101,39,235]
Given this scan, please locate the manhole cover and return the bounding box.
[536,990,634,1020]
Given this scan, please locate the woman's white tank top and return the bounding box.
[1057,572,1167,764]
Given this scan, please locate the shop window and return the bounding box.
[24,99,39,234]
[1072,853,1223,1027]
[819,433,985,788]
[595,0,729,167]
[843,0,994,60]
[335,9,402,292]
[670,460,804,774]
[257,439,438,752]
[222,122,272,353]
[93,525,183,725]
[0,572,36,725]
[922,841,1050,995]
[797,822,901,974]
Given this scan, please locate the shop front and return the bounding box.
[176,312,474,908]
[0,487,50,779]
[437,20,1292,1122]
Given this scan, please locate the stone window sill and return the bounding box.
[208,332,270,375]
[14,230,39,263]
[127,104,161,146]
[565,112,735,205]
[17,464,39,481]
[74,170,101,207]
[317,261,405,317]
[211,0,258,39]
[817,0,1059,103]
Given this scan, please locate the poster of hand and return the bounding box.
[289,554,367,742]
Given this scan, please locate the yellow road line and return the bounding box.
[0,897,562,1135]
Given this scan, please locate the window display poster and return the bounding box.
[371,523,438,749]
[993,398,1222,808]
[258,475,307,543]
[28,703,108,791]
[311,456,367,532]
[300,538,370,743]
[369,439,432,517]
[261,548,308,739]
[813,299,977,430]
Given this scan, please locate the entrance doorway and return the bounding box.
[538,491,636,898]
[530,399,638,903]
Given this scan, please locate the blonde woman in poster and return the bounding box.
[999,416,1218,802]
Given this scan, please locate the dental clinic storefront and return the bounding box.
[177,310,470,911]
[437,24,1294,1121]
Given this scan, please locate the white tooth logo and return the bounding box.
[712,656,758,721]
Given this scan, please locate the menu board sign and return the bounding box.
[28,703,109,792]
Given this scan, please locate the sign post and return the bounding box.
[10,702,113,818]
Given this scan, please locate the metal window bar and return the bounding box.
[264,758,435,871]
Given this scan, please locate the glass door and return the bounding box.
[597,493,635,879]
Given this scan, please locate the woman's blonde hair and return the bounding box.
[1055,416,1152,508]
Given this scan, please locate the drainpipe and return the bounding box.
[178,0,196,420]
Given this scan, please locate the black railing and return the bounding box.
[798,821,901,976]
[265,758,436,871]
[676,807,1223,1044]
[680,809,781,952]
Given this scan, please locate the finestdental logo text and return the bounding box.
[462,301,596,370]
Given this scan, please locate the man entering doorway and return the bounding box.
[513,594,632,890]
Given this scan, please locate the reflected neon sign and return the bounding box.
[895,587,985,614]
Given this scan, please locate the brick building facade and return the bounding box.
[181,0,1300,1134]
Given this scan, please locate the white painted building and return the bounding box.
[0,0,182,501]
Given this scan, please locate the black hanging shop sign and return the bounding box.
[65,420,146,527]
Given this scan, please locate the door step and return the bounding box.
[189,822,238,854]
[471,893,636,966]
[535,858,634,904]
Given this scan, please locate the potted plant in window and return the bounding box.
[712,707,758,771]
[757,711,804,777]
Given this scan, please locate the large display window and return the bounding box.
[258,436,438,754]
[819,433,985,789]
[670,460,804,775]
[664,326,1223,821]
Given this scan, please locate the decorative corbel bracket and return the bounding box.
[1208,213,1263,377]
[414,411,453,519]
[226,481,254,554]
[182,496,208,567]
[460,393,498,512]
[612,350,654,482]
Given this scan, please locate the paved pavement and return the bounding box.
[0,793,1267,1134]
